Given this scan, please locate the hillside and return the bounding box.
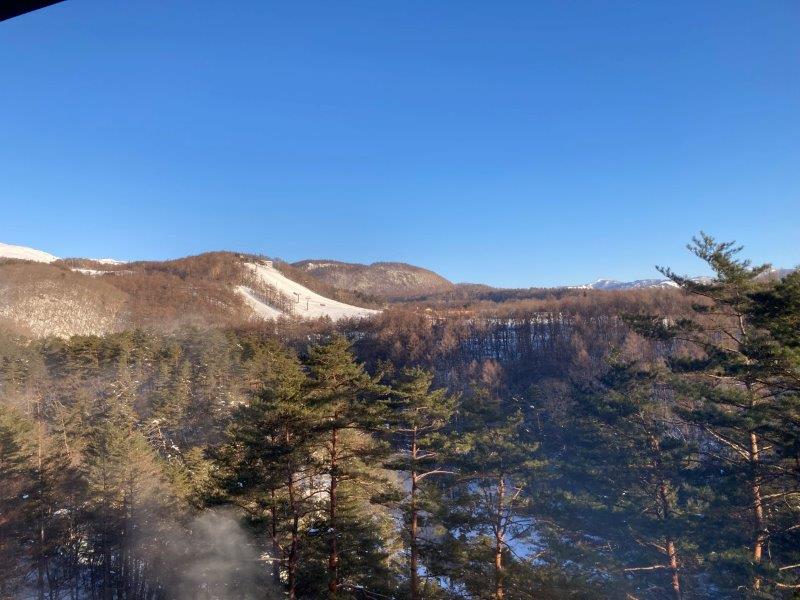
[3,241,793,338]
[0,249,382,337]
[0,241,59,263]
[0,261,128,337]
[293,259,454,299]
[241,261,379,320]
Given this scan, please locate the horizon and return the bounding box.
[2,1,799,287]
[2,237,792,289]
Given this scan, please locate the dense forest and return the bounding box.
[1,235,798,599]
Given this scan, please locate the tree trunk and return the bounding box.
[656,481,682,600]
[410,429,420,600]
[269,489,281,586]
[410,485,420,600]
[36,405,47,600]
[288,474,299,600]
[665,538,681,600]
[494,478,505,600]
[750,431,766,591]
[328,427,339,599]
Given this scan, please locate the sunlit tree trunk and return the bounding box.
[658,481,682,600]
[286,463,300,600]
[750,431,766,591]
[494,477,505,600]
[410,428,420,600]
[328,427,339,599]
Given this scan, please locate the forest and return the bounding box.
[1,235,798,599]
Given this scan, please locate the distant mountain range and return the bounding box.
[571,278,679,290]
[570,268,795,290]
[0,241,794,337]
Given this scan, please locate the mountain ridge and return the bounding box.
[1,242,795,338]
[292,258,454,299]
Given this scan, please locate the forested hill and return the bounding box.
[0,241,737,339]
[292,259,456,299]
[0,236,799,599]
[0,251,385,337]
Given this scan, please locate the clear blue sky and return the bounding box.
[1,0,798,287]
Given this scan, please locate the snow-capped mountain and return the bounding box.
[572,278,679,290]
[571,269,794,290]
[0,241,59,263]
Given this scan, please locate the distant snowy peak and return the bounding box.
[573,278,679,290]
[0,242,127,266]
[0,242,59,263]
[573,268,797,290]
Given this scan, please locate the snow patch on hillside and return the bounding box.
[236,286,285,320]
[72,268,108,276]
[0,242,59,263]
[243,262,380,321]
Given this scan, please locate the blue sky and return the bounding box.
[1,0,798,287]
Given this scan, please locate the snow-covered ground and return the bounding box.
[241,261,380,322]
[72,268,108,276]
[0,242,58,263]
[236,285,285,320]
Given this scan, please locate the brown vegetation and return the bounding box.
[293,259,454,300]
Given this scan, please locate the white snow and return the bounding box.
[72,268,108,276]
[243,261,380,322]
[236,285,285,320]
[570,278,679,290]
[94,258,125,265]
[0,242,59,263]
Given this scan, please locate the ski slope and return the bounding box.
[242,261,380,322]
[236,285,285,320]
[0,242,58,263]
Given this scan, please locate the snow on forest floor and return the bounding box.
[240,261,380,322]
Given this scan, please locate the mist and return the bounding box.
[146,508,280,600]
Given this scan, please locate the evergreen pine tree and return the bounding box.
[568,359,698,599]
[443,387,543,600]
[387,367,457,600]
[216,343,315,599]
[303,334,395,599]
[0,405,35,597]
[629,234,800,593]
